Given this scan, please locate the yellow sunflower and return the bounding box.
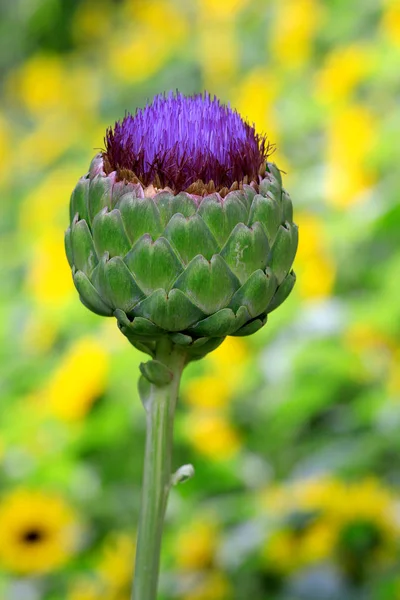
[0,489,80,574]
[262,478,399,575]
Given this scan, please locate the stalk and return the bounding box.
[132,339,187,600]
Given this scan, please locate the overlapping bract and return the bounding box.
[65,156,297,358]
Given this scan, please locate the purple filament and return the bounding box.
[104,91,269,191]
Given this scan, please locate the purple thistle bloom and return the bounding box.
[104,91,270,194]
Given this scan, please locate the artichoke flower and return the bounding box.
[65,92,298,360]
[65,92,299,600]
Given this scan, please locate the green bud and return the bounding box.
[66,154,298,358]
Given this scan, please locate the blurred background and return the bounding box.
[1,0,400,598]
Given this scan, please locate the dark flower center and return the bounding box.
[103,91,271,194]
[21,528,46,544]
[337,520,383,557]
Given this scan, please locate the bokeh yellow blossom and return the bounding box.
[262,478,398,573]
[266,520,334,572]
[97,533,135,590]
[315,44,373,105]
[186,411,241,459]
[184,338,249,409]
[325,105,377,208]
[198,26,238,91]
[295,212,335,299]
[233,68,280,149]
[68,534,135,600]
[8,54,65,116]
[6,54,99,119]
[197,0,243,90]
[0,489,79,574]
[185,376,232,410]
[199,0,249,19]
[174,517,218,571]
[27,227,75,306]
[269,0,323,69]
[20,166,84,236]
[381,0,400,46]
[40,337,109,421]
[207,337,249,373]
[108,0,188,83]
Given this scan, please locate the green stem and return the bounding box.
[132,339,186,600]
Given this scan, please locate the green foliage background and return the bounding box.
[1,1,400,599]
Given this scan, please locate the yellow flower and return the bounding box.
[199,0,249,19]
[269,0,323,69]
[327,479,396,530]
[174,517,218,571]
[266,521,334,573]
[295,213,335,299]
[185,411,241,459]
[297,256,335,300]
[68,534,135,600]
[198,24,238,90]
[207,337,249,373]
[97,533,135,590]
[185,376,232,410]
[6,54,99,119]
[315,44,373,105]
[325,105,377,208]
[0,489,79,575]
[26,227,74,306]
[7,54,65,116]
[184,338,249,410]
[381,0,400,46]
[233,68,280,146]
[184,571,231,600]
[108,1,188,83]
[292,477,345,511]
[326,163,375,208]
[262,478,398,573]
[108,33,165,84]
[19,165,83,236]
[20,173,76,311]
[288,478,397,532]
[327,105,377,164]
[197,0,242,88]
[41,337,109,422]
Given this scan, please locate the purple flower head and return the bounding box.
[104,92,271,195]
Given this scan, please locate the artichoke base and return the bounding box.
[115,307,269,361]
